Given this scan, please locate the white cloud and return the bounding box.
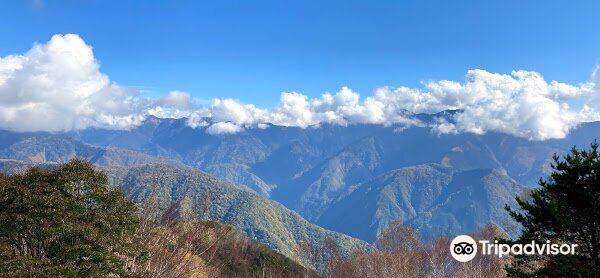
[587,67,600,107]
[208,98,268,125]
[186,112,210,128]
[147,106,191,119]
[0,35,199,132]
[270,92,314,127]
[0,34,146,132]
[189,70,598,139]
[311,87,386,125]
[2,34,600,140]
[205,122,243,135]
[159,90,193,109]
[412,70,594,140]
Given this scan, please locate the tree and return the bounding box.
[506,142,600,277]
[325,221,506,278]
[0,160,146,277]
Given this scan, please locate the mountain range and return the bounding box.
[2,111,599,251]
[0,132,366,272]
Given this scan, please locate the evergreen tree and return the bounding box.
[0,160,146,277]
[506,142,600,277]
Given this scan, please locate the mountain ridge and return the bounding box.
[3,112,599,244]
[0,146,368,273]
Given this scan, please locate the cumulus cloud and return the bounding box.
[188,70,599,139]
[416,70,594,140]
[0,34,199,132]
[185,87,417,135]
[205,122,243,135]
[159,90,193,109]
[0,34,148,131]
[587,67,600,107]
[207,98,268,125]
[147,91,197,119]
[2,33,600,140]
[271,92,314,127]
[311,87,386,125]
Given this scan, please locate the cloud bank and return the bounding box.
[0,34,149,131]
[1,34,599,140]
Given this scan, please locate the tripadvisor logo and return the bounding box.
[450,235,478,262]
[450,235,578,262]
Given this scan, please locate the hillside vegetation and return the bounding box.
[0,161,315,277]
[318,165,525,241]
[110,163,369,272]
[0,131,368,273]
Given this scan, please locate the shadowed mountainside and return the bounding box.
[317,164,525,241]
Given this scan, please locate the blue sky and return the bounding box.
[1,0,599,107]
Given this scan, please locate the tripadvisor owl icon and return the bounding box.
[450,235,477,262]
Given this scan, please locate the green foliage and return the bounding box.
[506,142,600,277]
[138,197,317,277]
[114,163,369,273]
[0,160,146,277]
